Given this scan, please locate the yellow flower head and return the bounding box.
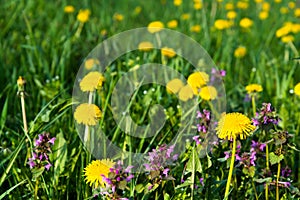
[167,20,178,29]
[84,59,100,70]
[161,47,176,58]
[166,78,184,94]
[138,41,154,52]
[227,11,237,19]
[274,0,282,3]
[262,2,270,11]
[281,35,294,43]
[259,11,269,20]
[291,23,300,34]
[294,82,300,96]
[245,84,263,94]
[181,13,190,20]
[276,24,292,38]
[236,1,249,10]
[77,9,91,23]
[295,8,300,17]
[74,103,101,126]
[254,0,263,3]
[174,0,182,6]
[17,76,26,87]
[216,113,255,140]
[113,13,124,21]
[148,21,164,33]
[178,85,194,101]
[239,17,253,28]
[80,72,105,92]
[191,25,201,33]
[225,3,234,10]
[134,6,142,15]
[214,19,232,30]
[234,46,247,58]
[199,86,217,101]
[280,7,289,14]
[288,2,296,9]
[84,159,115,188]
[64,5,75,13]
[187,72,209,95]
[194,2,202,10]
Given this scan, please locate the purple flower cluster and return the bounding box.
[100,160,134,200]
[193,109,211,146]
[252,103,279,129]
[281,166,292,178]
[28,132,56,170]
[211,68,226,83]
[144,144,178,190]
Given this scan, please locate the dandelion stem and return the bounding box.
[20,92,28,133]
[251,95,256,117]
[34,177,39,200]
[224,137,236,199]
[265,142,269,200]
[276,161,281,200]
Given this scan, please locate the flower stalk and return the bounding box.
[224,138,236,199]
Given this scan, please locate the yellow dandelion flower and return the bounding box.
[181,13,190,20]
[239,17,253,28]
[138,41,154,52]
[227,11,237,19]
[113,13,124,21]
[187,72,209,95]
[262,2,270,11]
[84,159,115,188]
[190,25,201,33]
[294,8,300,17]
[294,82,300,96]
[74,103,101,126]
[148,21,164,33]
[276,24,292,38]
[259,11,269,20]
[199,86,217,101]
[225,3,234,10]
[281,35,294,43]
[80,71,105,92]
[178,85,194,101]
[167,20,178,29]
[134,6,142,15]
[214,19,232,30]
[166,78,184,94]
[288,2,295,9]
[216,113,255,140]
[161,47,176,58]
[84,59,100,70]
[194,2,202,10]
[274,0,282,3]
[245,84,263,94]
[236,1,249,10]
[77,9,91,23]
[291,23,300,33]
[234,46,247,58]
[64,5,75,13]
[254,0,263,3]
[280,7,289,14]
[174,0,182,6]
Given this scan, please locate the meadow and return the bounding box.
[0,0,300,199]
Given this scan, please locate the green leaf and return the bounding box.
[254,177,272,183]
[269,152,284,165]
[206,153,212,169]
[31,167,45,181]
[52,131,67,186]
[186,148,202,173]
[0,179,26,200]
[135,183,145,194]
[164,193,170,200]
[242,166,255,177]
[0,97,8,130]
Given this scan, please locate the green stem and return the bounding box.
[276,162,281,200]
[34,178,39,200]
[224,138,236,199]
[265,143,269,200]
[251,95,256,117]
[252,179,259,200]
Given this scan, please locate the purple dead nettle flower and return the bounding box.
[28,132,56,170]
[224,144,241,160]
[100,160,134,199]
[211,68,226,83]
[281,166,292,178]
[193,109,211,145]
[252,103,280,129]
[144,144,178,190]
